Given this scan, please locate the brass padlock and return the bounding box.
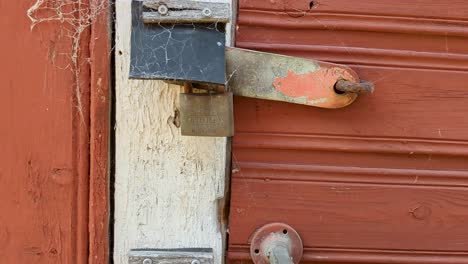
[180,92,234,137]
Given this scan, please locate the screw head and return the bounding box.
[143,259,153,264]
[191,260,201,264]
[158,5,169,15]
[201,8,212,17]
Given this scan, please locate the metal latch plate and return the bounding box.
[129,0,226,84]
[129,248,214,264]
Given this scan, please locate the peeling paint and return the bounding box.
[226,48,359,109]
[273,67,358,108]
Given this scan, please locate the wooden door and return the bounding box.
[0,1,109,263]
[228,1,468,263]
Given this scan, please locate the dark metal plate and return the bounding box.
[130,0,226,84]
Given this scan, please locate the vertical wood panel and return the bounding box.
[0,1,91,263]
[114,0,233,263]
[89,0,111,263]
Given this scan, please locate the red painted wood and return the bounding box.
[239,0,468,21]
[89,0,111,263]
[229,1,468,263]
[0,1,109,263]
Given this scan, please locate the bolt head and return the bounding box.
[191,260,201,264]
[202,8,212,17]
[158,5,169,15]
[143,258,153,264]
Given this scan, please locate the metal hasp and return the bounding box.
[226,48,374,109]
[128,0,375,136]
[128,248,214,264]
[250,223,304,264]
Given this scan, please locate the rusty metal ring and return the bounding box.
[335,79,375,94]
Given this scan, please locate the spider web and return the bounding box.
[27,0,110,120]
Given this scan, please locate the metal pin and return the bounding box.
[191,260,201,264]
[143,259,153,264]
[334,80,375,94]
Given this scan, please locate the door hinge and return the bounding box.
[142,0,230,24]
[128,248,214,264]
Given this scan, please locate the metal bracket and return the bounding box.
[142,0,230,24]
[128,248,214,264]
[129,0,227,84]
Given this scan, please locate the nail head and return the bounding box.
[158,5,169,15]
[202,8,212,17]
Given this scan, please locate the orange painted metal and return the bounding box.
[226,47,360,109]
[272,67,356,108]
[228,0,468,263]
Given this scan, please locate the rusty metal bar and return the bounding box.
[335,79,375,94]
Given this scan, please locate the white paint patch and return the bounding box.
[307,97,328,105]
[114,0,232,263]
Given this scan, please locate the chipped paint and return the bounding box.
[226,48,360,109]
[273,67,358,108]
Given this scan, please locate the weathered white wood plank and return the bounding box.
[114,0,234,263]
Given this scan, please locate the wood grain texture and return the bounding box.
[89,0,111,263]
[0,1,90,263]
[239,0,468,20]
[230,179,468,250]
[76,9,92,264]
[236,43,468,72]
[114,0,233,263]
[238,12,468,38]
[229,249,468,264]
[229,0,468,263]
[233,68,468,141]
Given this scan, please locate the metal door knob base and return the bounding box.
[249,223,303,264]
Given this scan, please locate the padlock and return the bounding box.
[179,92,234,137]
